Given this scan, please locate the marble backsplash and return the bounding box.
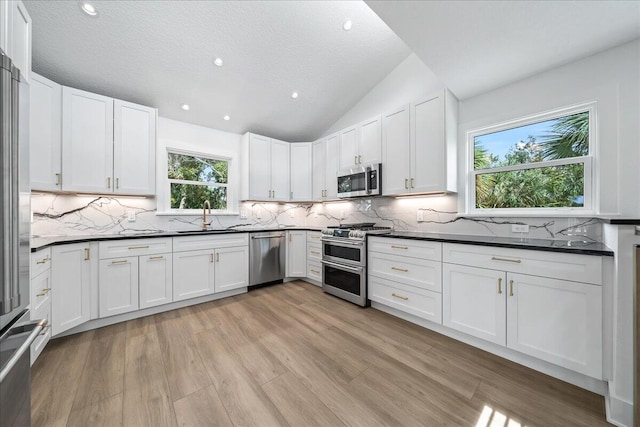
[31,193,602,242]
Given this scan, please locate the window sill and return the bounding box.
[156,211,240,217]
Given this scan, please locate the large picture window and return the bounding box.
[167,151,229,211]
[469,104,594,214]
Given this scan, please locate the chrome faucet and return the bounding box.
[202,200,212,230]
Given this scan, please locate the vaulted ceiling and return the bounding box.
[25,1,411,141]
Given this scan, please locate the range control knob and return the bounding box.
[349,230,365,239]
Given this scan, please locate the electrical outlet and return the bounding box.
[127,211,136,222]
[340,210,346,220]
[239,209,247,220]
[417,209,424,222]
[512,224,529,233]
[255,209,262,219]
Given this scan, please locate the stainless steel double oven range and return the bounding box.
[320,223,391,306]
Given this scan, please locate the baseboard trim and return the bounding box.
[371,301,608,396]
[605,389,633,427]
[53,287,247,338]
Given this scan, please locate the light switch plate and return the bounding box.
[417,209,424,222]
[240,209,247,220]
[127,211,136,222]
[512,224,529,233]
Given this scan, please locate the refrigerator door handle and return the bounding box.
[0,54,13,315]
[10,65,20,310]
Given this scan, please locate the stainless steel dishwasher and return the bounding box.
[249,231,286,286]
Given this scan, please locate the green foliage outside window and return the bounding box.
[474,112,589,209]
[168,153,228,210]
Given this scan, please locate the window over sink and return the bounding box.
[467,103,595,215]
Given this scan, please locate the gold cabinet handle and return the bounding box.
[128,245,150,250]
[498,277,503,294]
[310,250,320,255]
[310,235,320,239]
[289,233,292,243]
[310,269,320,274]
[116,178,120,189]
[112,259,128,264]
[55,173,61,186]
[149,255,164,260]
[107,177,111,189]
[36,257,50,264]
[391,245,408,250]
[404,178,408,189]
[410,178,414,188]
[354,155,358,165]
[39,324,51,336]
[491,257,522,264]
[509,280,514,296]
[84,248,90,261]
[210,253,214,263]
[36,288,51,297]
[216,253,220,263]
[391,293,408,301]
[358,155,361,164]
[391,267,408,272]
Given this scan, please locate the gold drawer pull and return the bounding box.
[391,293,408,301]
[112,259,128,264]
[36,288,51,297]
[498,278,503,294]
[491,257,522,264]
[391,245,408,250]
[391,267,408,272]
[310,269,320,274]
[509,280,514,297]
[149,255,164,260]
[84,248,90,261]
[55,173,61,186]
[128,245,150,250]
[216,253,220,263]
[39,324,51,336]
[311,235,320,239]
[310,250,320,255]
[36,257,50,264]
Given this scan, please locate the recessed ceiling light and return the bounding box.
[223,115,230,121]
[181,104,190,111]
[291,92,299,99]
[343,20,353,31]
[80,2,98,17]
[214,58,223,67]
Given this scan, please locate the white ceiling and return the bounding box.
[366,0,640,100]
[24,1,411,141]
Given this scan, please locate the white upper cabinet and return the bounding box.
[113,100,156,195]
[242,133,291,201]
[0,2,8,53]
[312,139,326,200]
[382,104,411,196]
[382,89,457,196]
[338,125,358,169]
[30,73,62,191]
[60,86,156,195]
[325,133,339,199]
[290,143,312,201]
[6,0,31,82]
[61,87,114,193]
[358,115,382,165]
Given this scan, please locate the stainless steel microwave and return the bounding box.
[337,163,382,198]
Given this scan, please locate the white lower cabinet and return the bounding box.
[99,256,139,317]
[51,243,94,336]
[369,276,442,323]
[172,249,215,301]
[286,230,307,277]
[30,249,52,364]
[139,253,173,309]
[214,246,249,293]
[442,263,507,345]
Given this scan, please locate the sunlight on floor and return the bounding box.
[475,405,524,427]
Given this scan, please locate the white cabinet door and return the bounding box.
[139,254,173,309]
[30,73,62,191]
[61,87,114,193]
[270,139,290,201]
[506,273,603,379]
[412,93,445,193]
[51,243,92,335]
[382,104,410,195]
[113,100,156,195]
[312,139,326,200]
[289,143,312,201]
[172,250,215,301]
[338,126,358,169]
[248,134,271,200]
[0,1,8,53]
[443,263,506,345]
[358,115,381,165]
[99,257,139,317]
[324,133,339,199]
[286,230,307,277]
[8,0,31,82]
[214,246,249,293]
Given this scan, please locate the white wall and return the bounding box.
[457,39,640,217]
[156,117,243,213]
[321,53,445,136]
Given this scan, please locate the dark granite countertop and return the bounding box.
[597,217,640,225]
[31,227,324,252]
[370,231,614,257]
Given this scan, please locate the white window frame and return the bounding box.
[467,103,596,216]
[164,148,233,215]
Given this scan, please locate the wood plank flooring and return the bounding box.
[31,281,611,427]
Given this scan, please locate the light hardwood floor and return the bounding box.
[31,281,611,427]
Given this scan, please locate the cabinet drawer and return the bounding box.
[31,248,52,278]
[443,243,602,285]
[369,276,442,324]
[307,231,322,243]
[173,233,249,252]
[307,261,322,282]
[368,237,441,261]
[369,252,442,292]
[31,269,52,313]
[307,244,322,261]
[31,301,52,365]
[99,238,172,258]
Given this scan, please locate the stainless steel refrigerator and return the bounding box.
[0,49,45,426]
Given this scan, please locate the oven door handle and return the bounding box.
[321,260,364,273]
[365,165,371,194]
[321,238,363,246]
